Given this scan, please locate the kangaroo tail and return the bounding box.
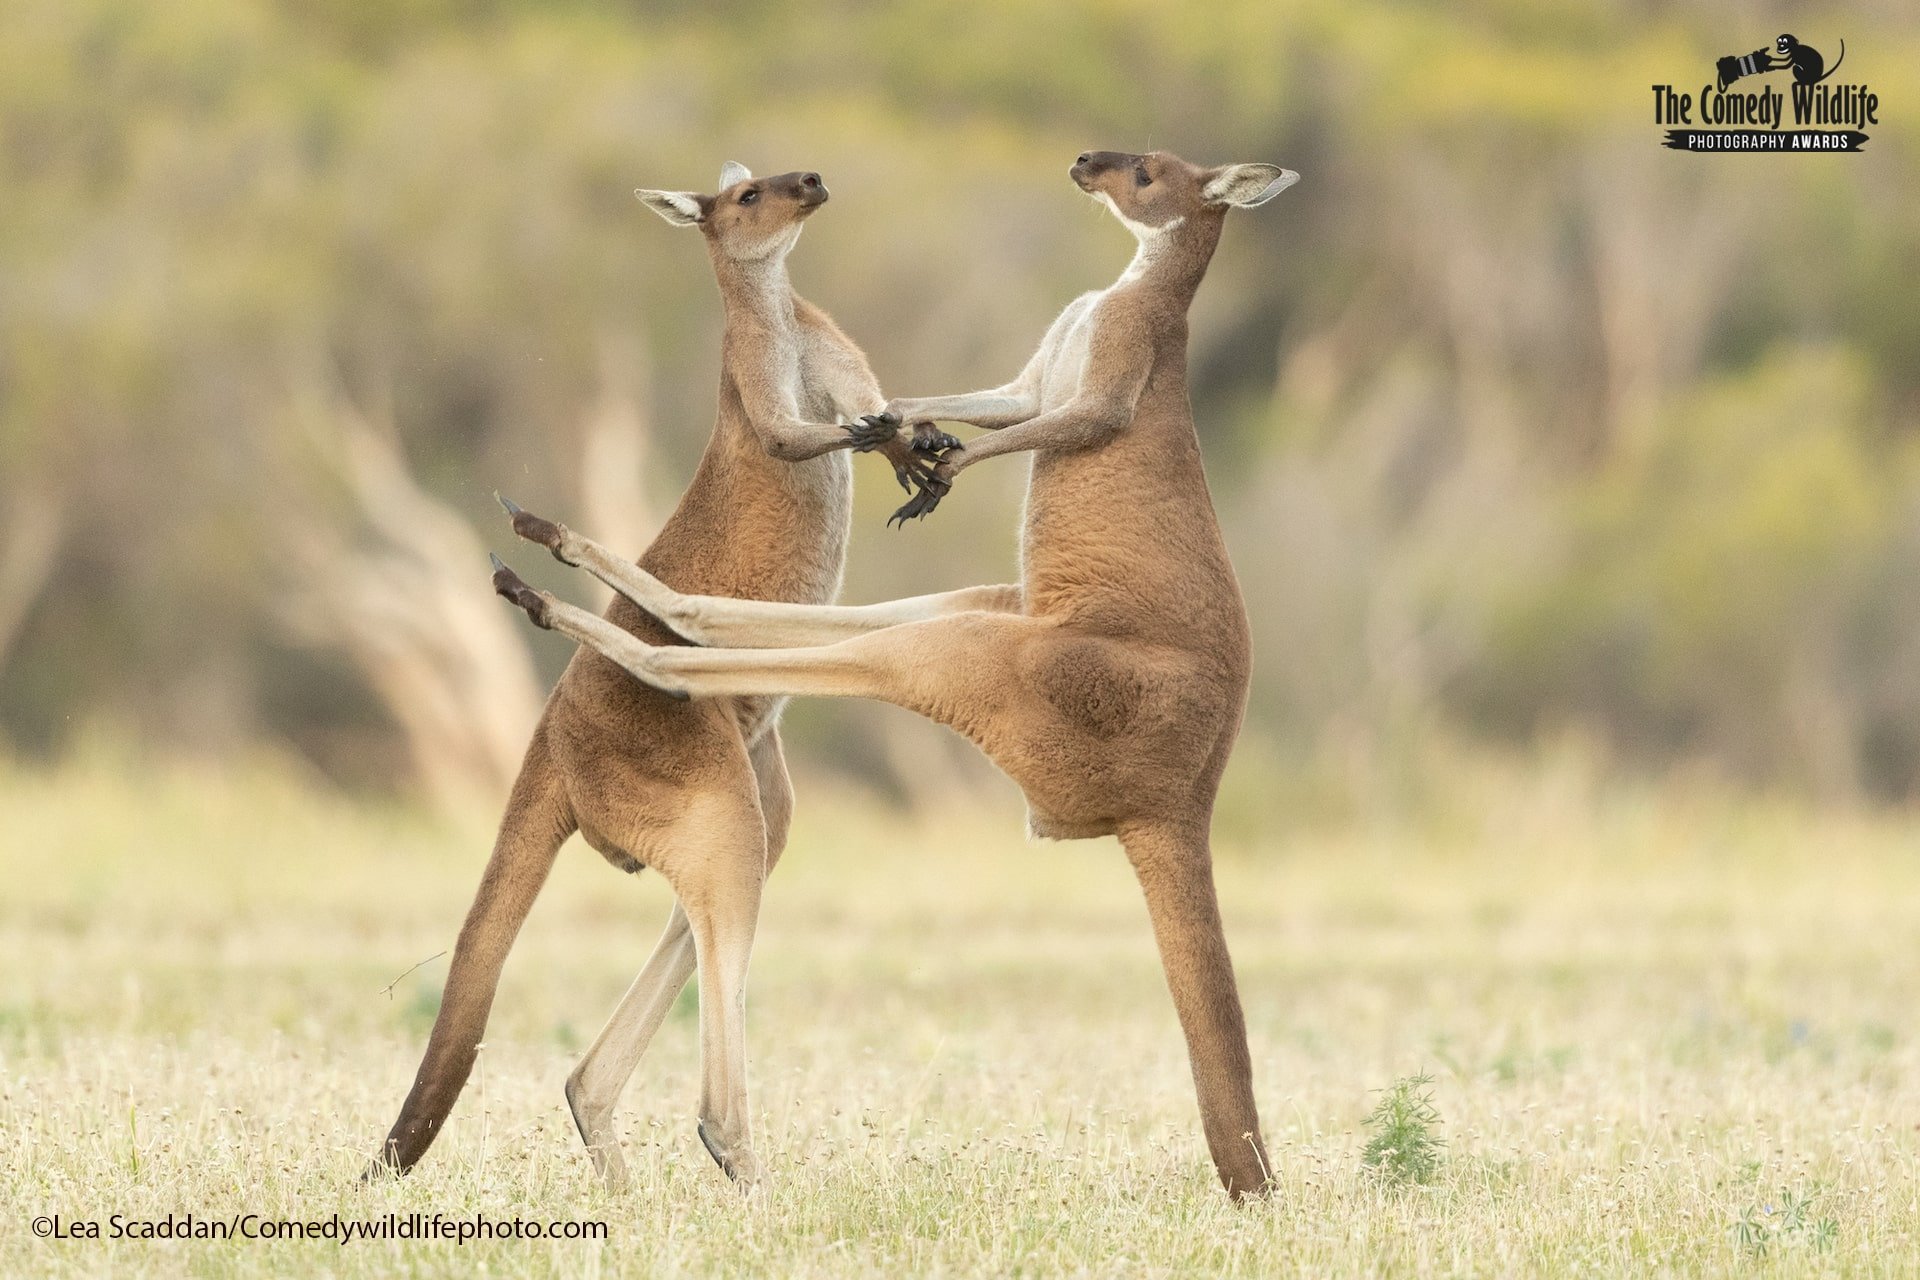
[371,730,575,1174]
[1818,40,1845,82]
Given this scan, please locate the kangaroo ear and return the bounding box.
[717,160,752,189]
[1202,164,1299,208]
[634,189,708,226]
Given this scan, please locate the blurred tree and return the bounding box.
[271,379,547,811]
[2,0,1918,810]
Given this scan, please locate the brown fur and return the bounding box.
[372,164,928,1186]
[494,151,1297,1197]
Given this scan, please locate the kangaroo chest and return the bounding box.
[1037,294,1105,412]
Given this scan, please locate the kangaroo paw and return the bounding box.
[887,489,934,526]
[843,412,901,453]
[911,422,962,455]
[888,470,953,526]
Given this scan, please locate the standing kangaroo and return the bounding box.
[490,150,1298,1197]
[371,162,947,1186]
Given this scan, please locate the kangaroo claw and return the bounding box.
[887,474,951,526]
[886,495,923,527]
[842,413,901,453]
[911,423,962,456]
[497,496,571,563]
[490,554,552,629]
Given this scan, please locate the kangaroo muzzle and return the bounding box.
[1070,151,1133,190]
[787,171,828,210]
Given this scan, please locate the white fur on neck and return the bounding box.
[724,243,799,323]
[738,223,804,263]
[1096,192,1183,283]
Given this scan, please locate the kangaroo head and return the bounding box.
[1070,150,1298,237]
[635,162,829,261]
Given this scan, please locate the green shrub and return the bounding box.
[1360,1073,1445,1188]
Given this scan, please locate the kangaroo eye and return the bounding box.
[739,189,758,205]
[1135,167,1152,187]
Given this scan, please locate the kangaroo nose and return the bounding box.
[800,173,821,188]
[1076,153,1092,166]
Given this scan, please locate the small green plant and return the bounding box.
[1736,1183,1838,1256]
[1360,1073,1445,1187]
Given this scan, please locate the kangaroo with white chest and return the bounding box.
[491,150,1298,1197]
[370,161,948,1188]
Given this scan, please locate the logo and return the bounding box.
[1652,33,1877,152]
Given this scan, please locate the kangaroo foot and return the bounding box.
[489,554,553,629]
[697,1120,764,1186]
[359,1148,406,1184]
[565,1081,631,1192]
[495,493,577,564]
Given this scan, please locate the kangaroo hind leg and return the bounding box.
[493,570,1042,719]
[564,902,695,1189]
[373,733,576,1175]
[561,731,793,1189]
[657,798,774,1185]
[494,500,1021,648]
[1118,818,1271,1199]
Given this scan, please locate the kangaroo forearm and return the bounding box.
[957,409,1037,431]
[890,391,1038,429]
[950,402,1126,472]
[756,418,852,461]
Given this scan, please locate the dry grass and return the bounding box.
[3,748,1919,1276]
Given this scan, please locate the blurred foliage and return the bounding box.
[1,0,1917,809]
[1470,351,1920,802]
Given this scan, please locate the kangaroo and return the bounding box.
[489,150,1298,1197]
[370,162,948,1187]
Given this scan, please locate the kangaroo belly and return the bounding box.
[556,423,850,803]
[1021,425,1245,653]
[645,437,853,608]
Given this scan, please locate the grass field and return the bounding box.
[4,749,1919,1276]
